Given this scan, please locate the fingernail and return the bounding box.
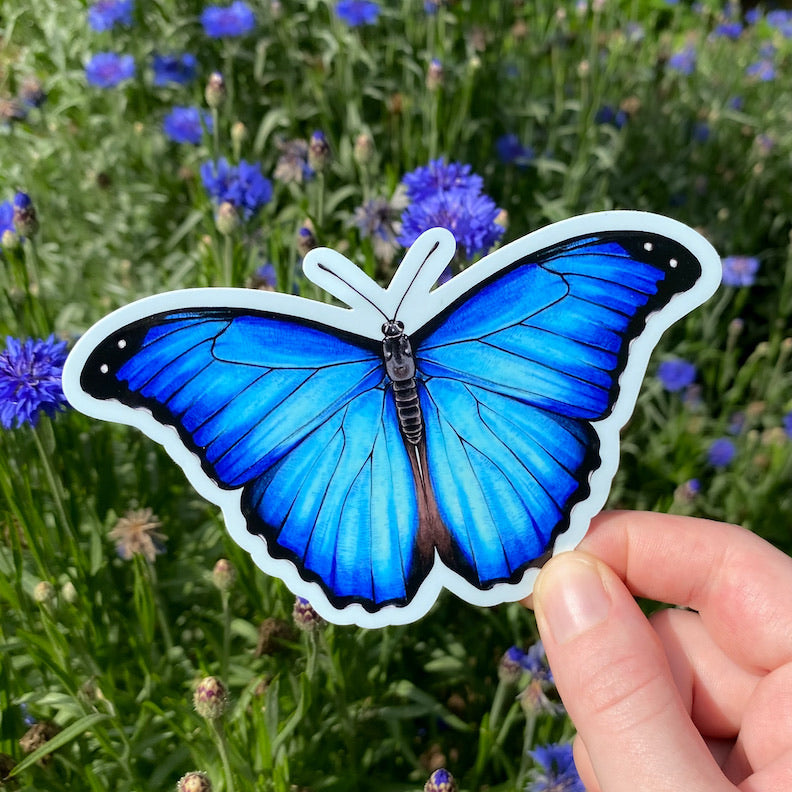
[535,556,611,645]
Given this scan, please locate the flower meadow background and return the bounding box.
[2,0,792,789]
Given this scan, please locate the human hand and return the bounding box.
[527,511,792,791]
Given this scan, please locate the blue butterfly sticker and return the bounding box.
[63,212,721,627]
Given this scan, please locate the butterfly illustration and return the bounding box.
[62,212,721,627]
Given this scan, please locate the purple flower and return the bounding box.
[521,640,553,684]
[201,1,255,38]
[0,336,69,429]
[527,743,584,792]
[495,133,535,166]
[722,255,759,287]
[85,53,135,88]
[657,358,696,392]
[746,60,775,81]
[595,105,628,129]
[783,412,792,439]
[398,186,503,259]
[200,158,272,218]
[335,1,380,26]
[708,437,736,467]
[668,47,696,75]
[88,0,133,31]
[402,158,484,202]
[152,53,197,86]
[163,106,211,144]
[713,21,742,39]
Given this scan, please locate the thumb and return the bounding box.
[532,552,731,792]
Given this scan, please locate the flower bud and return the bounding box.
[292,596,325,632]
[20,77,46,108]
[497,646,526,684]
[13,192,39,238]
[353,133,374,166]
[215,202,240,236]
[2,229,19,250]
[178,771,213,792]
[424,768,457,792]
[231,121,247,158]
[426,58,444,91]
[193,676,228,720]
[308,130,331,172]
[204,72,226,109]
[33,580,55,604]
[296,223,317,258]
[212,558,236,592]
[61,580,78,604]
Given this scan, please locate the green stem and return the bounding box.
[210,718,237,792]
[221,590,231,682]
[223,234,234,287]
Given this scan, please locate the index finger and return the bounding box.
[578,510,792,673]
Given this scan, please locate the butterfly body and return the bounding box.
[63,212,721,627]
[381,319,423,445]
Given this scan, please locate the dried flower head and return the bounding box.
[19,720,60,765]
[255,617,296,656]
[193,676,228,720]
[108,507,166,562]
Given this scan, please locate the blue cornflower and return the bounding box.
[521,640,553,684]
[692,122,710,144]
[766,10,792,37]
[527,743,584,792]
[595,105,628,129]
[163,106,211,144]
[722,255,759,287]
[424,0,440,13]
[402,158,484,202]
[668,47,696,75]
[708,437,736,467]
[200,158,272,219]
[0,336,69,429]
[495,134,535,166]
[335,1,380,26]
[201,1,256,38]
[657,358,696,392]
[152,54,197,86]
[85,53,135,88]
[746,60,775,81]
[88,0,133,31]
[0,201,13,239]
[398,186,503,259]
[783,412,792,440]
[712,21,743,39]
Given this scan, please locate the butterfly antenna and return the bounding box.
[393,241,440,319]
[315,261,389,320]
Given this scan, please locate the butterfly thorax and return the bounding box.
[382,320,423,445]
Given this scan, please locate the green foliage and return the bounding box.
[1,0,791,789]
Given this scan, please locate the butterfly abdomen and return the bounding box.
[382,320,423,445]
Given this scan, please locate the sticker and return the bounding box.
[62,211,721,627]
